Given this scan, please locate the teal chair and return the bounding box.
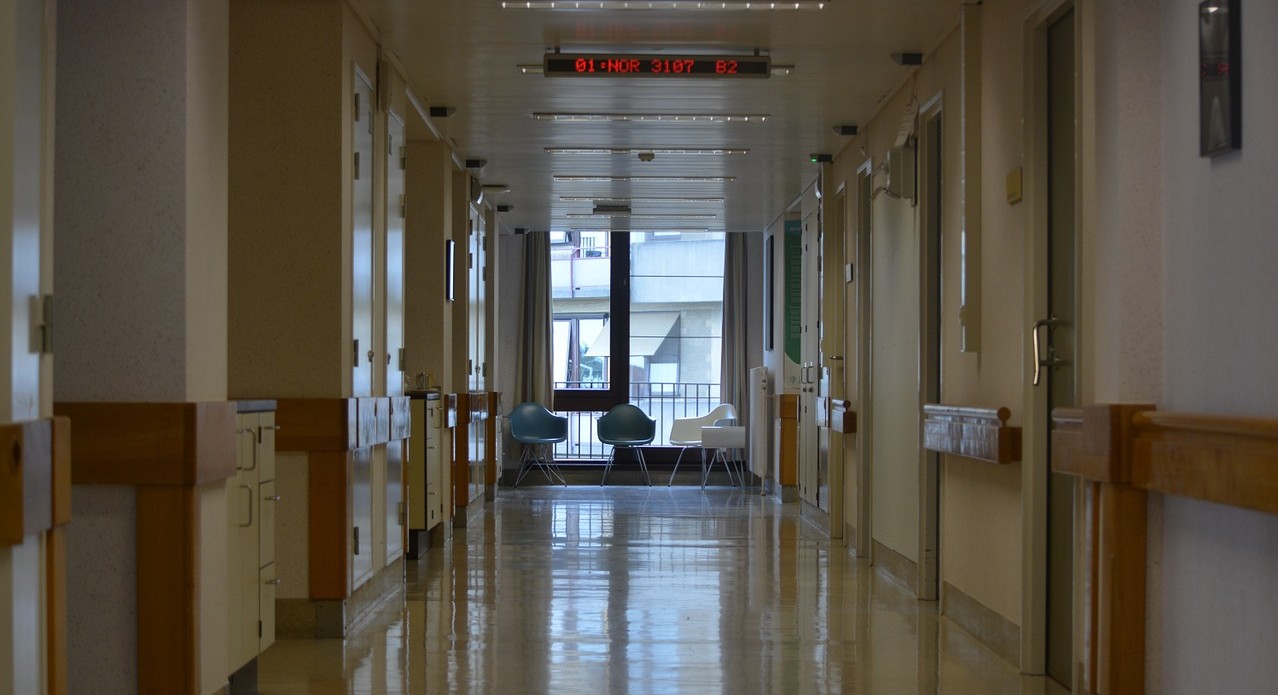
[510,402,568,486]
[597,404,656,486]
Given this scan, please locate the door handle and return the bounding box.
[1031,316,1062,386]
[239,485,253,528]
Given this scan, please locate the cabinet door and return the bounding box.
[259,480,276,570]
[234,477,259,670]
[352,446,373,587]
[385,440,404,562]
[260,563,276,653]
[352,68,375,398]
[426,404,442,529]
[408,400,426,530]
[257,412,277,483]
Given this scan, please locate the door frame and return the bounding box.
[825,178,848,538]
[854,158,875,557]
[916,93,944,601]
[1021,0,1086,676]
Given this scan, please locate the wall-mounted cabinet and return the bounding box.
[407,391,444,557]
[229,0,414,636]
[227,403,278,687]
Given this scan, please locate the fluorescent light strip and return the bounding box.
[522,64,794,75]
[567,213,718,219]
[502,2,828,10]
[559,196,724,203]
[554,175,736,182]
[534,112,768,123]
[571,228,712,234]
[545,147,749,155]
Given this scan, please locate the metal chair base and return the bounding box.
[601,446,651,486]
[514,443,567,487]
[667,446,708,486]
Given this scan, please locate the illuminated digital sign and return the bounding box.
[543,53,770,78]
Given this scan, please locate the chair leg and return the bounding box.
[514,445,535,487]
[636,447,651,486]
[541,444,568,486]
[601,447,616,486]
[668,447,688,486]
[702,448,739,488]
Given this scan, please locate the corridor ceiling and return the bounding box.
[350,0,960,235]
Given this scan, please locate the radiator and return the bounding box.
[748,366,771,483]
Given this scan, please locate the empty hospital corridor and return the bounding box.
[258,487,1068,695]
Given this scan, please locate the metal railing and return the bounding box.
[551,381,721,460]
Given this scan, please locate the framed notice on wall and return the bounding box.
[1199,0,1241,157]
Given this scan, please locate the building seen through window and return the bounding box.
[551,231,725,455]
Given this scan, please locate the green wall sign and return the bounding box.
[784,219,803,366]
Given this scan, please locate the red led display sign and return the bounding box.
[543,53,770,78]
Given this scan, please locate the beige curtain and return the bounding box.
[720,232,748,425]
[517,232,554,406]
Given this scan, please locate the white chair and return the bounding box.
[667,403,737,486]
[701,418,747,488]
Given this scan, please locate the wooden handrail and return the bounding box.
[1131,410,1278,515]
[1051,403,1278,695]
[922,403,1021,463]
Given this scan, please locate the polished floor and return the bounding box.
[259,487,1070,694]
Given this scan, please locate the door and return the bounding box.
[385,113,407,560]
[352,69,375,397]
[799,185,821,508]
[1041,9,1078,688]
[386,112,406,397]
[822,184,848,534]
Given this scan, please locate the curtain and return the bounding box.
[720,232,748,426]
[517,232,554,407]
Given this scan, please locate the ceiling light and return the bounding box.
[568,213,718,219]
[592,204,632,216]
[502,2,826,9]
[770,65,795,76]
[544,147,749,155]
[482,183,511,193]
[533,112,768,123]
[832,125,859,136]
[559,196,724,203]
[569,229,710,237]
[518,64,544,74]
[554,175,735,182]
[429,106,456,118]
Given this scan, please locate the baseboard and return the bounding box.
[800,499,830,534]
[872,539,918,591]
[941,580,1021,667]
[274,556,405,639]
[452,494,486,528]
[844,523,862,557]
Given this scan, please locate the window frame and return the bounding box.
[553,231,631,412]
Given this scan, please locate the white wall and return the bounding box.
[1112,0,1278,691]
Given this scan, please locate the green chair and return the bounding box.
[510,402,568,486]
[597,404,656,486]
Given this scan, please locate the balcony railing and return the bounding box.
[551,381,721,460]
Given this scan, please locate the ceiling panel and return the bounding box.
[351,0,960,234]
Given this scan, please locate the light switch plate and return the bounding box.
[1006,167,1023,204]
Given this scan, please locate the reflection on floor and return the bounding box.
[259,487,1069,694]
